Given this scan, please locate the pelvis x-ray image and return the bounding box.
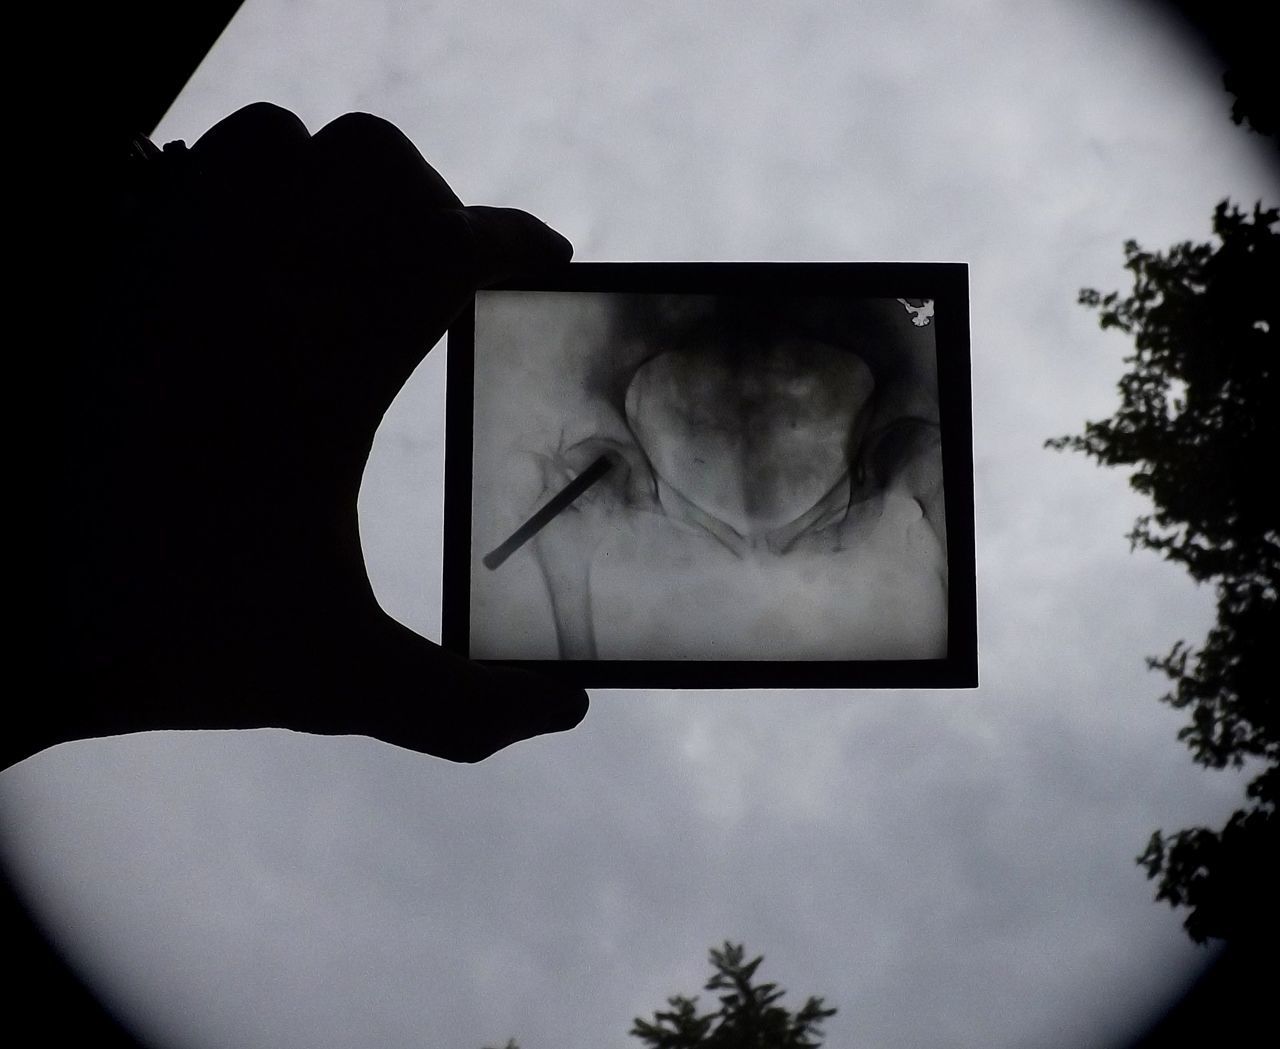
[467,290,948,663]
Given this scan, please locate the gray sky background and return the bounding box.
[4,2,1278,1048]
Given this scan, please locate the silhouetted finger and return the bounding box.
[308,112,466,273]
[188,101,311,193]
[449,205,574,288]
[311,112,463,210]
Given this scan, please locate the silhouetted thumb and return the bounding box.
[336,616,590,763]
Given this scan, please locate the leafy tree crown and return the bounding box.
[1048,199,1278,943]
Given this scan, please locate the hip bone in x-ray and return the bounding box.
[470,293,947,662]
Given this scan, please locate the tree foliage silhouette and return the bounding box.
[485,942,837,1049]
[1163,0,1279,146]
[1047,199,1278,944]
[629,942,838,1049]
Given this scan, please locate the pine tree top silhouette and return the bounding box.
[485,942,838,1049]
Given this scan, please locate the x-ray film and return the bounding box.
[443,263,976,688]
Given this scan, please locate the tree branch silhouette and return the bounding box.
[1048,199,1278,944]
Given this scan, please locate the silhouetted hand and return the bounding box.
[32,103,588,769]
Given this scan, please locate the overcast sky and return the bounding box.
[5,2,1278,1048]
